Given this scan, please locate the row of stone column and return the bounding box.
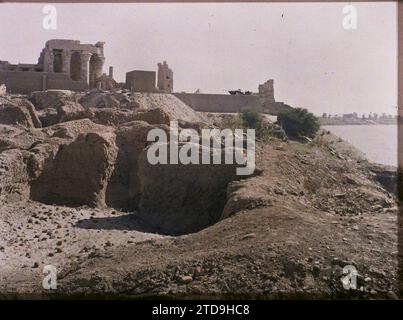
[44,49,104,85]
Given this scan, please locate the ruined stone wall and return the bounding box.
[157,61,173,93]
[125,71,156,92]
[258,79,275,103]
[173,93,263,113]
[0,71,87,94]
[174,92,292,115]
[173,79,291,115]
[0,71,44,94]
[46,73,88,91]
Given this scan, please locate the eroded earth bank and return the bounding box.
[0,90,398,298]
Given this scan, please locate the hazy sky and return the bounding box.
[0,2,397,115]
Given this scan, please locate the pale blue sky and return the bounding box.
[0,2,397,115]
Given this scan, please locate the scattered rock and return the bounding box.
[79,91,120,109]
[0,84,6,96]
[29,90,75,110]
[179,275,193,284]
[387,291,399,300]
[56,102,87,123]
[0,99,41,128]
[241,233,256,240]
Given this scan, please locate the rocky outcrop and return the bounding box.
[29,90,76,110]
[129,108,171,125]
[79,91,120,109]
[105,121,167,210]
[0,95,242,234]
[26,90,207,129]
[41,118,113,140]
[0,98,41,128]
[0,124,44,152]
[0,92,259,235]
[38,103,89,127]
[369,164,397,194]
[56,102,87,123]
[30,131,118,207]
[221,179,271,219]
[0,149,31,204]
[85,108,138,126]
[36,106,172,128]
[26,119,114,185]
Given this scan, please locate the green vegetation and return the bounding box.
[277,108,319,139]
[219,109,287,141]
[239,109,286,141]
[240,109,262,129]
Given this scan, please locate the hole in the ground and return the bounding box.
[74,207,227,236]
[31,160,236,236]
[28,128,242,236]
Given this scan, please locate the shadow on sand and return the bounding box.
[75,213,170,235]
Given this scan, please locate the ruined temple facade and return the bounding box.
[0,39,109,94]
[40,39,106,88]
[0,38,290,116]
[157,61,173,93]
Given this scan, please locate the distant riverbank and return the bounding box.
[319,118,396,126]
[323,125,397,167]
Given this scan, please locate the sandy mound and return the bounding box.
[128,93,206,123]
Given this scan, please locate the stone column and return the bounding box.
[95,57,105,79]
[42,75,47,91]
[80,52,92,85]
[90,56,105,89]
[62,50,72,77]
[44,50,54,73]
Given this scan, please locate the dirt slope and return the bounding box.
[0,129,397,298]
[0,92,398,298]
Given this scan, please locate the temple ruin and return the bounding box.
[0,39,110,93]
[0,38,291,115]
[125,70,157,92]
[124,61,174,93]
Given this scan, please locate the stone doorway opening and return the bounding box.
[70,52,82,81]
[53,50,63,73]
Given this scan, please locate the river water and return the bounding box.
[323,125,397,167]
